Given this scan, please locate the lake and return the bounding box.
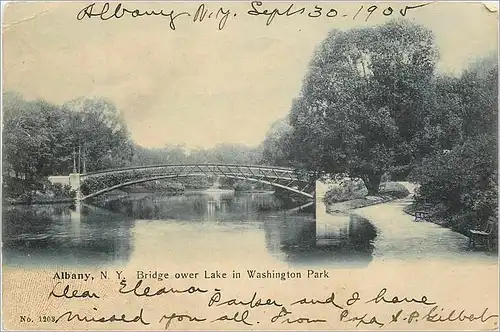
[2,191,377,268]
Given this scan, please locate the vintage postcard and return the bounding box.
[1,1,498,331]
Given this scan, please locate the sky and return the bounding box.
[2,2,498,149]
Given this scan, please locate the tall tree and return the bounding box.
[63,97,134,171]
[288,20,439,194]
[3,93,134,178]
[456,55,498,138]
[409,55,498,227]
[3,92,74,178]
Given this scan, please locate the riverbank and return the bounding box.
[353,199,497,262]
[401,203,498,251]
[318,180,412,214]
[3,198,75,206]
[325,195,395,214]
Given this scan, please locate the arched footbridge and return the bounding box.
[48,164,317,201]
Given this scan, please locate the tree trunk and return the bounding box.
[363,173,382,196]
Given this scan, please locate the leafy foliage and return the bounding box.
[257,20,497,247]
[261,118,294,166]
[409,55,498,242]
[64,97,134,171]
[3,177,75,203]
[2,93,135,202]
[324,179,367,204]
[3,93,134,179]
[410,136,497,231]
[284,20,439,194]
[379,182,410,199]
[131,143,262,166]
[2,91,266,202]
[324,180,409,204]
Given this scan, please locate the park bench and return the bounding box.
[468,217,496,251]
[414,203,434,222]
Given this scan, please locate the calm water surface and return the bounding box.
[3,191,377,268]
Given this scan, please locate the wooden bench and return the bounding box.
[468,217,496,251]
[414,204,433,222]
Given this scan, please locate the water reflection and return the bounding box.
[3,192,378,268]
[315,213,377,266]
[264,213,376,267]
[101,191,286,222]
[2,204,134,267]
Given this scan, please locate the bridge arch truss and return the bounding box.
[80,164,316,201]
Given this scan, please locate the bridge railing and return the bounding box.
[83,163,302,177]
[79,164,316,199]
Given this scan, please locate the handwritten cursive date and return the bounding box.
[76,2,433,30]
[247,1,433,25]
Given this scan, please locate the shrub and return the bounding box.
[324,179,367,203]
[409,134,497,242]
[2,177,76,202]
[379,182,410,198]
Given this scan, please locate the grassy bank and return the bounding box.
[326,195,396,214]
[322,180,410,213]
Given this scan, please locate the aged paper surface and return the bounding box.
[2,1,498,331]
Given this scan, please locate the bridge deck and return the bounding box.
[83,163,302,176]
[76,163,317,201]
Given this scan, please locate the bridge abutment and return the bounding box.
[48,173,81,201]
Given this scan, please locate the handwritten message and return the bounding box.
[15,269,499,330]
[76,1,432,30]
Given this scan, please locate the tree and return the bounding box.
[288,20,439,194]
[63,97,134,171]
[409,55,498,233]
[3,92,75,178]
[208,143,262,164]
[131,142,263,166]
[3,93,135,179]
[261,117,294,166]
[456,54,498,138]
[409,134,497,231]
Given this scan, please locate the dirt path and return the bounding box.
[354,198,497,263]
